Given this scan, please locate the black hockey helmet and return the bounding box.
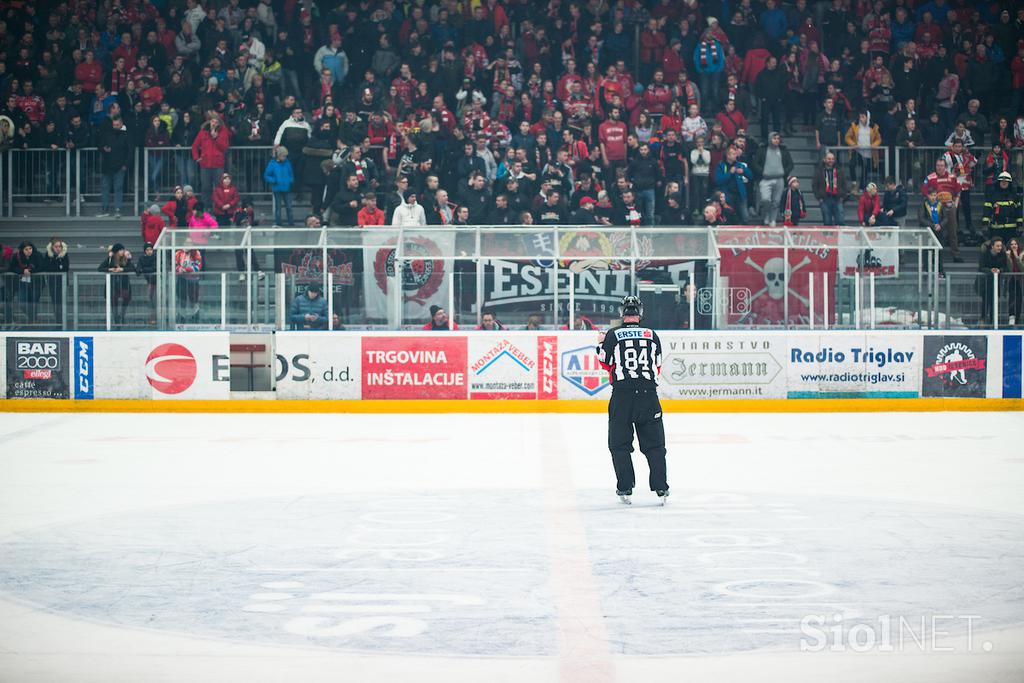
[620,295,643,319]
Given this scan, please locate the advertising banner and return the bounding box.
[922,335,988,398]
[467,335,539,400]
[537,335,559,400]
[5,337,70,399]
[361,336,468,399]
[274,333,360,400]
[557,332,610,399]
[363,231,456,322]
[1003,335,1022,399]
[92,333,231,400]
[659,334,786,399]
[838,229,899,278]
[787,334,923,398]
[73,336,94,400]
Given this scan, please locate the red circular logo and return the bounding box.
[145,343,197,395]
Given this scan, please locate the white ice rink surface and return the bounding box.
[0,410,1022,683]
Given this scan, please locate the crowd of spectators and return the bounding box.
[2,0,1024,326]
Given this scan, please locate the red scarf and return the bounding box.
[824,167,838,195]
[700,40,712,68]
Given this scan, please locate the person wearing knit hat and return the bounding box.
[423,304,459,331]
[142,204,166,245]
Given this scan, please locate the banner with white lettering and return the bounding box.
[481,259,700,326]
[5,336,70,399]
[363,231,456,323]
[361,336,468,399]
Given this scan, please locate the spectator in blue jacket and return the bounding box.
[290,283,329,330]
[714,144,753,224]
[693,29,725,112]
[759,0,788,41]
[264,146,295,226]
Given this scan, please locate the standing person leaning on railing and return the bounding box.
[977,236,1009,328]
[97,244,133,326]
[43,237,69,328]
[8,242,41,324]
[1006,237,1024,327]
[191,115,230,203]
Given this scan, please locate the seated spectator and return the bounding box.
[423,304,458,331]
[858,183,882,226]
[357,193,386,226]
[290,283,330,330]
[879,177,908,226]
[476,309,505,331]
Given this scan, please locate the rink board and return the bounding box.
[0,330,1022,409]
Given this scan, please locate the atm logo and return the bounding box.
[560,346,610,396]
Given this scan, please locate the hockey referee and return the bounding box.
[596,295,669,505]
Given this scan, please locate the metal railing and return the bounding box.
[142,145,275,206]
[21,225,1020,333]
[3,145,390,217]
[823,145,891,190]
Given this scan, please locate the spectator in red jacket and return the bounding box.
[161,185,197,227]
[639,18,667,84]
[858,182,882,226]
[716,99,748,141]
[141,205,166,245]
[191,116,231,202]
[640,69,673,116]
[357,193,386,226]
[75,50,103,93]
[211,173,240,225]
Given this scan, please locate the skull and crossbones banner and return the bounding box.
[719,247,837,326]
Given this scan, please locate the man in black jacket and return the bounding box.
[533,190,569,224]
[879,176,908,226]
[628,142,660,226]
[327,174,363,226]
[459,172,492,223]
[96,115,132,218]
[755,56,788,142]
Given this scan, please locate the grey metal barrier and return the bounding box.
[1,272,67,330]
[74,147,140,218]
[6,148,71,216]
[142,145,275,207]
[823,145,890,191]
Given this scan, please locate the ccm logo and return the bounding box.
[541,340,555,393]
[146,343,197,394]
[77,340,90,393]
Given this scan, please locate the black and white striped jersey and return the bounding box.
[596,323,663,390]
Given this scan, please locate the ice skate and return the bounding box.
[656,490,670,506]
[617,489,632,505]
